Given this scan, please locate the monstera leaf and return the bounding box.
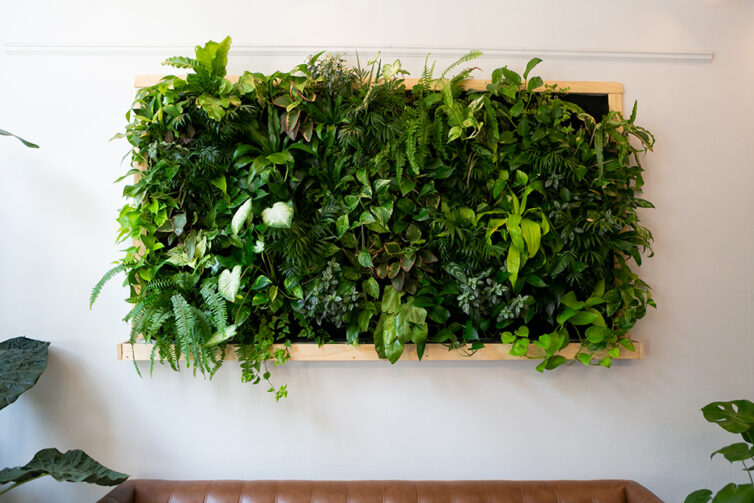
[0,448,128,495]
[0,337,49,410]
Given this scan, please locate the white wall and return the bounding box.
[1,1,752,501]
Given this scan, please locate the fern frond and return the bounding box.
[90,263,127,308]
[171,293,197,373]
[162,56,196,69]
[441,50,483,79]
[200,279,228,332]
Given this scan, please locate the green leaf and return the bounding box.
[194,36,231,78]
[336,214,349,237]
[358,249,374,268]
[684,489,712,503]
[262,201,294,228]
[363,277,380,299]
[231,199,252,235]
[250,275,272,290]
[210,175,227,195]
[218,265,241,302]
[702,400,754,434]
[506,245,521,285]
[560,291,585,310]
[381,285,401,313]
[711,442,754,462]
[577,352,592,366]
[569,311,600,325]
[0,129,39,148]
[204,324,237,347]
[522,57,542,79]
[267,151,293,164]
[0,448,128,487]
[0,337,49,410]
[527,76,544,92]
[520,218,541,257]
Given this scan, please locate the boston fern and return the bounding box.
[93,37,655,398]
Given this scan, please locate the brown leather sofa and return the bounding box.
[97,479,662,503]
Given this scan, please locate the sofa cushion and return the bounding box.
[98,480,662,503]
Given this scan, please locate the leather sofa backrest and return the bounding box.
[98,479,663,503]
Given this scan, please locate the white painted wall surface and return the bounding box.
[1,1,752,501]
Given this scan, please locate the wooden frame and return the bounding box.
[118,76,637,363]
[118,341,642,362]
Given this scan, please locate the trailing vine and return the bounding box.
[93,37,655,399]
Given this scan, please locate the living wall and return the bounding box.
[94,37,655,399]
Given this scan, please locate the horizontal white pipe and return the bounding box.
[3,43,713,63]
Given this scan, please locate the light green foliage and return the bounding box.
[685,400,754,502]
[94,37,656,396]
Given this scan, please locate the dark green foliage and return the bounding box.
[685,400,754,502]
[0,448,128,495]
[96,37,656,396]
[0,337,49,410]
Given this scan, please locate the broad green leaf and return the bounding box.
[577,353,592,366]
[251,275,272,290]
[560,291,585,310]
[569,310,600,325]
[702,400,754,434]
[231,199,252,235]
[267,151,293,164]
[684,489,712,503]
[711,442,754,462]
[0,448,128,487]
[194,36,231,78]
[336,214,349,237]
[218,265,241,302]
[363,277,380,299]
[262,201,294,228]
[381,285,401,313]
[522,57,542,79]
[0,337,49,410]
[358,249,374,268]
[204,324,237,347]
[210,176,227,195]
[520,218,541,256]
[506,245,521,285]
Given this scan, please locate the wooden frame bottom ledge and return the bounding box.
[117,341,643,362]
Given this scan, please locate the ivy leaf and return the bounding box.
[218,265,241,302]
[231,199,252,235]
[336,214,349,237]
[262,201,294,228]
[358,249,374,268]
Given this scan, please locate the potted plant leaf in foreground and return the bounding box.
[686,400,754,502]
[0,132,128,497]
[0,337,128,496]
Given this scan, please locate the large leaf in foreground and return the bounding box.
[0,337,49,410]
[0,129,39,148]
[0,448,128,487]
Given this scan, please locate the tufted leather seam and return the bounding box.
[519,485,526,503]
[203,481,211,503]
[167,480,177,503]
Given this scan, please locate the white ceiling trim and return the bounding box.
[3,43,713,63]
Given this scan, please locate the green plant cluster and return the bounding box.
[93,37,655,398]
[686,400,754,502]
